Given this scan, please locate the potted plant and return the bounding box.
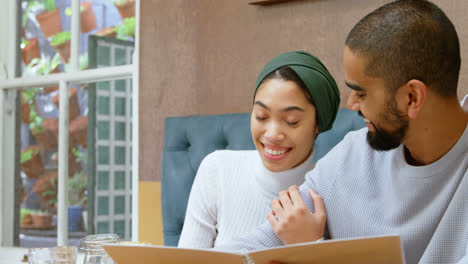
[64,53,89,72]
[27,54,61,93]
[51,149,81,177]
[30,210,53,229]
[34,171,87,232]
[68,172,87,232]
[21,0,40,52]
[20,88,38,124]
[50,31,71,63]
[116,17,135,40]
[113,0,135,19]
[33,172,58,209]
[20,208,36,228]
[65,2,97,33]
[35,0,61,38]
[70,116,88,148]
[52,86,80,121]
[94,26,116,38]
[21,38,41,66]
[29,109,58,150]
[21,145,44,179]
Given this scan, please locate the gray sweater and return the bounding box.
[219,125,468,264]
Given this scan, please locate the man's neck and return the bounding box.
[403,99,468,166]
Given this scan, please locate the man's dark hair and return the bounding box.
[345,0,460,97]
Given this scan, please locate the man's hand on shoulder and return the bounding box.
[267,185,326,245]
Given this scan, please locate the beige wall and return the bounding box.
[139,0,468,243]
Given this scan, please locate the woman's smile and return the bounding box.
[261,143,292,161]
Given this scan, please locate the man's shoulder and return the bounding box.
[316,127,387,168]
[330,127,371,154]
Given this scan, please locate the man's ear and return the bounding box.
[405,79,427,119]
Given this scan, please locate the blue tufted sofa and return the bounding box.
[161,108,365,246]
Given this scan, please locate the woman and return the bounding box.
[178,51,340,248]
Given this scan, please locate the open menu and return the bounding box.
[104,235,403,264]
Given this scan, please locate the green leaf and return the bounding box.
[113,0,134,6]
[50,31,71,47]
[65,6,84,16]
[20,147,39,163]
[116,17,135,40]
[29,108,44,134]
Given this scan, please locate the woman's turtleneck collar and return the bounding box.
[254,149,316,200]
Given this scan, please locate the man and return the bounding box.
[219,1,468,263]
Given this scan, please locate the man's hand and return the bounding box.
[267,185,326,245]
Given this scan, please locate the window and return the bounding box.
[0,0,139,247]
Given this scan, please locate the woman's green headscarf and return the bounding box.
[253,51,340,133]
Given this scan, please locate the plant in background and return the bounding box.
[21,38,30,49]
[65,5,85,16]
[41,177,57,207]
[113,0,135,6]
[42,170,87,207]
[29,109,44,135]
[50,31,71,47]
[65,54,89,72]
[20,208,36,225]
[116,17,135,40]
[39,0,56,12]
[27,54,60,76]
[20,147,39,164]
[22,1,40,28]
[68,172,88,206]
[21,88,38,105]
[72,147,88,164]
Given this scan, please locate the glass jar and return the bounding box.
[80,234,120,264]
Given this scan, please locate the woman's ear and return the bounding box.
[405,79,427,119]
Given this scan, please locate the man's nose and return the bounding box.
[346,91,361,111]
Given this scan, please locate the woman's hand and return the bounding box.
[267,185,326,245]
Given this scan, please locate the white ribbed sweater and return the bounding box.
[177,150,315,248]
[219,121,468,264]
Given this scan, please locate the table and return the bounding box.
[0,247,84,263]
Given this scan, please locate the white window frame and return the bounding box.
[0,0,140,246]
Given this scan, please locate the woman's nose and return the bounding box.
[346,91,361,111]
[264,123,285,142]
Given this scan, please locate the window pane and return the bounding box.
[97,171,110,191]
[21,0,135,80]
[17,0,135,246]
[89,77,133,241]
[21,1,70,77]
[97,196,109,216]
[19,84,88,247]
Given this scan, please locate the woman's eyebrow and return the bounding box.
[254,101,269,110]
[254,101,304,112]
[281,106,304,112]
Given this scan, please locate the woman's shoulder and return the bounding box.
[199,150,259,183]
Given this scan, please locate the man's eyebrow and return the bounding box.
[345,81,365,92]
[254,101,269,110]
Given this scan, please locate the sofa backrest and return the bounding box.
[161,108,365,246]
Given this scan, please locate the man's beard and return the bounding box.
[361,99,409,151]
